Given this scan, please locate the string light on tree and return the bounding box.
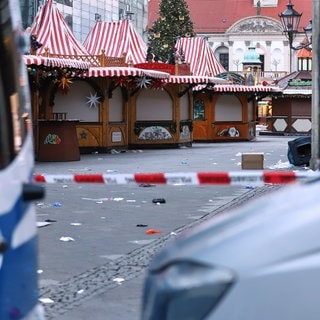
[148,0,195,62]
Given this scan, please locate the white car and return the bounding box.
[142,177,320,320]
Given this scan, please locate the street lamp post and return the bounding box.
[311,0,320,170]
[279,1,312,51]
[279,1,317,169]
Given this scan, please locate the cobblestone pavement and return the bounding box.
[35,136,299,319]
[39,184,281,319]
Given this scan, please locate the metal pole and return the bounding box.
[310,0,320,170]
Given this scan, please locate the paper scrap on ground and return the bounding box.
[39,298,54,304]
[37,222,51,228]
[113,278,125,284]
[60,236,75,242]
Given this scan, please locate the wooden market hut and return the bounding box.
[170,37,277,141]
[269,69,312,135]
[193,82,276,141]
[265,47,312,135]
[83,27,226,149]
[25,1,173,158]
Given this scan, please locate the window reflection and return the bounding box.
[193,98,205,121]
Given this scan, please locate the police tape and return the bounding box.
[33,171,318,186]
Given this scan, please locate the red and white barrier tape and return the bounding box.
[33,171,317,186]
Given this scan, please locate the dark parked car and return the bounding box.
[142,177,320,320]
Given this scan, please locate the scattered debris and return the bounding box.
[53,202,62,207]
[112,278,125,284]
[37,222,51,228]
[152,198,166,204]
[146,229,161,235]
[39,298,54,304]
[139,184,155,188]
[268,160,295,170]
[59,236,75,242]
[129,240,154,245]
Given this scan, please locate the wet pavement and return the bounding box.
[34,135,309,319]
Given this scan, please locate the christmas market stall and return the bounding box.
[127,71,227,148]
[24,1,166,156]
[171,37,273,141]
[83,23,226,149]
[25,0,96,160]
[24,55,90,161]
[193,82,276,141]
[269,68,312,135]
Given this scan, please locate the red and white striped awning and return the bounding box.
[23,55,90,69]
[283,89,312,95]
[214,84,275,92]
[85,67,169,79]
[30,0,90,56]
[166,75,228,84]
[83,20,147,65]
[175,37,226,76]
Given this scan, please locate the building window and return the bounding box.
[298,58,312,71]
[219,53,229,71]
[56,0,73,7]
[64,14,73,30]
[259,55,265,71]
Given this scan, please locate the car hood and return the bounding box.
[148,178,320,273]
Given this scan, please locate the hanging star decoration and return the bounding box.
[128,78,137,91]
[151,79,164,90]
[136,76,151,88]
[59,76,73,94]
[86,91,101,109]
[115,76,128,87]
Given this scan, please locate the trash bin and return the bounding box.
[37,120,80,161]
[287,136,311,166]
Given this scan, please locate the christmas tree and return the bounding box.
[148,0,195,63]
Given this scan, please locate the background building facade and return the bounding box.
[149,0,312,75]
[20,0,148,42]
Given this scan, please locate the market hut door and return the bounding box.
[107,86,128,149]
[193,96,212,140]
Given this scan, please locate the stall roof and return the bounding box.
[276,70,312,96]
[175,37,226,77]
[23,55,90,69]
[85,67,169,79]
[214,84,275,92]
[166,75,228,84]
[83,20,148,65]
[282,89,312,95]
[29,0,90,56]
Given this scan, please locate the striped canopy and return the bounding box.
[29,0,89,56]
[86,67,169,79]
[166,75,228,84]
[83,19,148,65]
[214,84,274,92]
[23,55,90,69]
[175,37,226,77]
